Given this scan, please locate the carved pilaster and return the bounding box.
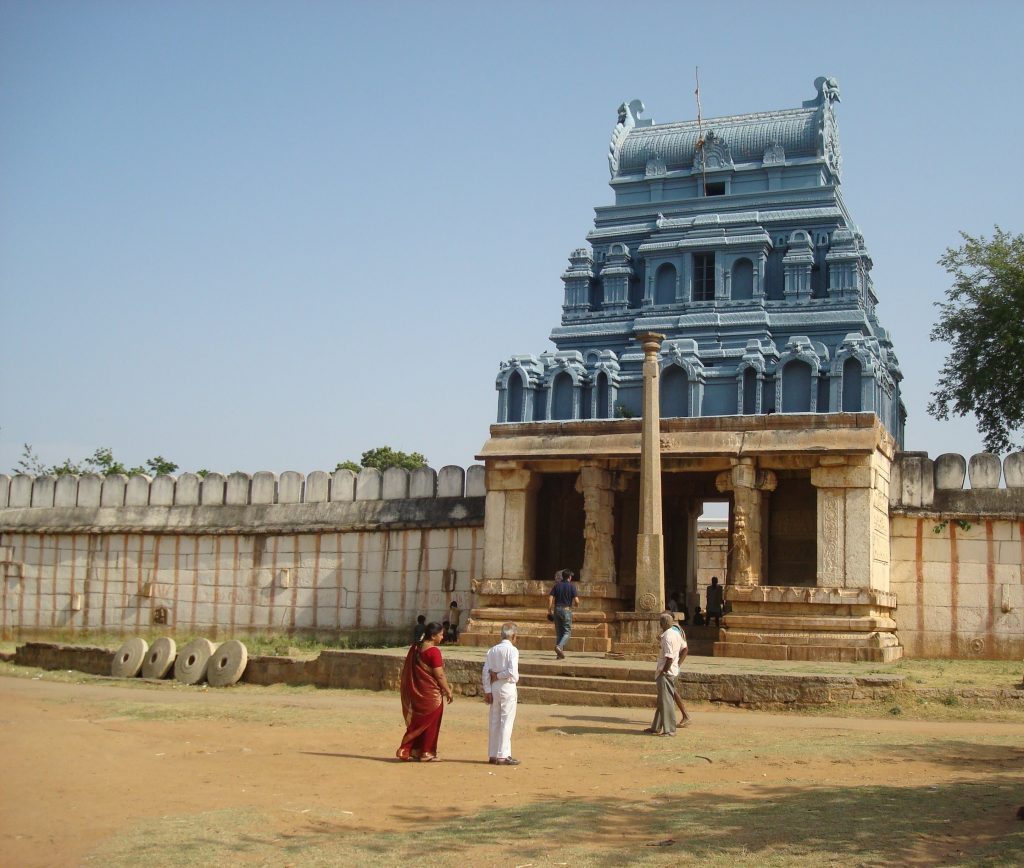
[716,460,776,587]
[575,464,617,584]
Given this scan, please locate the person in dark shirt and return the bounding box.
[547,569,579,660]
[706,576,724,627]
[413,614,427,642]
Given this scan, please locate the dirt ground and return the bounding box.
[2,671,1023,867]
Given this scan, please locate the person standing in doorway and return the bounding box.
[448,600,462,642]
[547,569,579,659]
[482,622,521,765]
[706,576,724,627]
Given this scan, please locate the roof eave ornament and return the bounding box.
[803,75,843,181]
[608,98,646,178]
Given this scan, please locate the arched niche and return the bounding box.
[654,263,676,305]
[551,371,574,420]
[781,360,812,413]
[731,257,754,300]
[507,370,525,422]
[842,357,862,412]
[596,371,609,418]
[742,367,758,414]
[661,365,690,417]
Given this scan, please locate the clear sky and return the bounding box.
[2,0,1021,477]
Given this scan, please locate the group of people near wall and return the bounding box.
[412,601,462,646]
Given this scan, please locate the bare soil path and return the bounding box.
[2,672,1023,867]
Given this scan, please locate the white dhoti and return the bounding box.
[488,680,518,760]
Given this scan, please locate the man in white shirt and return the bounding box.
[482,622,520,765]
[644,612,690,736]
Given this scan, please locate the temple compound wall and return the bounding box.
[889,452,1024,659]
[0,466,485,638]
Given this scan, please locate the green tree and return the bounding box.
[929,227,1024,454]
[13,445,180,477]
[335,446,428,473]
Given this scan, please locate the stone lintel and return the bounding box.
[485,467,539,492]
[810,464,873,489]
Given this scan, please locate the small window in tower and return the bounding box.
[693,252,715,302]
[704,181,725,196]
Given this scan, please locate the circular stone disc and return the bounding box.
[141,636,177,679]
[111,637,149,678]
[207,639,248,687]
[174,638,216,685]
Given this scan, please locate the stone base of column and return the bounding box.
[634,533,665,613]
[609,612,667,660]
[458,578,630,653]
[714,585,903,663]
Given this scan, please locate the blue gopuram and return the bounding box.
[496,77,905,445]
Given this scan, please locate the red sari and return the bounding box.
[396,643,445,760]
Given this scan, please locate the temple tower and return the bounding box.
[466,77,905,662]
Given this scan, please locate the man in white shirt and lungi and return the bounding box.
[482,622,521,765]
[644,612,690,736]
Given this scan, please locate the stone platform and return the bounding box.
[715,585,903,663]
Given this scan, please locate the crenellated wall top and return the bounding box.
[0,465,486,510]
[890,451,1024,512]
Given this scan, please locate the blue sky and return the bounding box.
[2,0,1021,476]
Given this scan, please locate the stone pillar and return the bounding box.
[482,465,540,581]
[635,332,665,613]
[575,464,617,583]
[809,454,890,591]
[683,501,701,611]
[715,459,776,586]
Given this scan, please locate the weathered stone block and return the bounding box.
[175,473,201,505]
[278,471,304,504]
[304,471,330,503]
[0,474,10,508]
[382,468,410,500]
[969,453,1002,489]
[100,475,128,507]
[355,468,382,501]
[9,475,33,507]
[53,476,79,508]
[466,465,486,497]
[408,467,437,498]
[1004,452,1024,488]
[200,473,226,505]
[934,453,967,490]
[125,475,151,507]
[438,465,466,498]
[225,472,251,505]
[149,475,175,506]
[330,469,356,502]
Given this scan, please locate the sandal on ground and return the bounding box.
[421,755,441,762]
[495,757,521,765]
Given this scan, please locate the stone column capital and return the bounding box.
[485,466,540,492]
[638,332,666,358]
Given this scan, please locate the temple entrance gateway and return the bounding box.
[467,78,905,662]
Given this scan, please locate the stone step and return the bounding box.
[714,640,903,663]
[458,632,612,652]
[520,673,656,696]
[518,685,655,708]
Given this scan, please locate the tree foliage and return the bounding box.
[335,446,428,474]
[928,227,1024,453]
[14,444,179,477]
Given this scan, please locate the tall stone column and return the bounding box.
[715,458,776,586]
[576,463,616,583]
[482,465,540,581]
[635,332,665,613]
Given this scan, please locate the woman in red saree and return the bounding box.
[396,621,453,762]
